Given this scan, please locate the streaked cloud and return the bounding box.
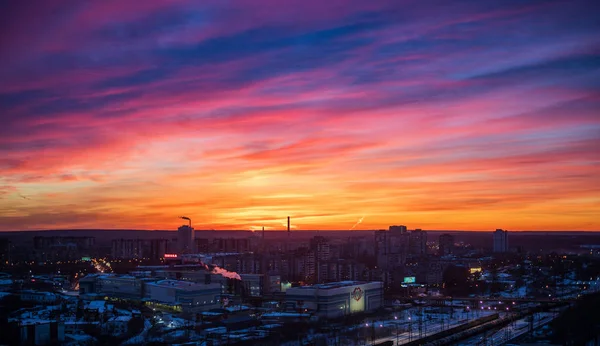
[0,0,598,231]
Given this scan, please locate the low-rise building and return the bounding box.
[0,278,13,291]
[78,275,98,296]
[96,275,143,299]
[64,321,99,335]
[79,274,144,300]
[20,290,58,304]
[145,280,221,312]
[84,300,107,321]
[14,320,65,345]
[285,281,383,319]
[105,316,132,335]
[239,274,281,297]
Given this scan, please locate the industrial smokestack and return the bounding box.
[180,216,191,227]
[287,216,290,233]
[262,226,265,240]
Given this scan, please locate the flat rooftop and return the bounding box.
[146,279,219,291]
[293,281,374,290]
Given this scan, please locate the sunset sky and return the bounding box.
[1,0,599,231]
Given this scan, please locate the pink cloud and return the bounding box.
[0,0,598,231]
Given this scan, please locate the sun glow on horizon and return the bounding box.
[0,1,599,231]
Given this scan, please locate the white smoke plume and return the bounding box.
[211,266,242,280]
[350,216,365,230]
[199,260,242,280]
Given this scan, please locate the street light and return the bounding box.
[393,317,399,345]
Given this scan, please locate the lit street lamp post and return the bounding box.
[394,316,399,345]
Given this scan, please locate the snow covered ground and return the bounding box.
[457,312,556,346]
[365,308,499,346]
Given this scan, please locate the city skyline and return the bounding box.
[1,1,599,232]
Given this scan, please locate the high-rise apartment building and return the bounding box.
[111,239,144,259]
[149,239,167,260]
[375,228,410,288]
[194,238,210,253]
[295,249,316,283]
[389,225,407,233]
[493,229,509,253]
[0,238,10,264]
[409,229,427,256]
[33,236,95,261]
[438,233,454,256]
[178,225,195,254]
[310,236,331,262]
[310,236,331,283]
[213,238,250,253]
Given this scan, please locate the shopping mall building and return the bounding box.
[284,281,383,319]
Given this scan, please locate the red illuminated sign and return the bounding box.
[164,254,178,258]
[351,287,363,301]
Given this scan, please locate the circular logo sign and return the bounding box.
[351,287,363,301]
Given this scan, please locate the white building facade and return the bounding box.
[284,281,383,319]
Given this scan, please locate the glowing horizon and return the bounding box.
[0,1,599,231]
